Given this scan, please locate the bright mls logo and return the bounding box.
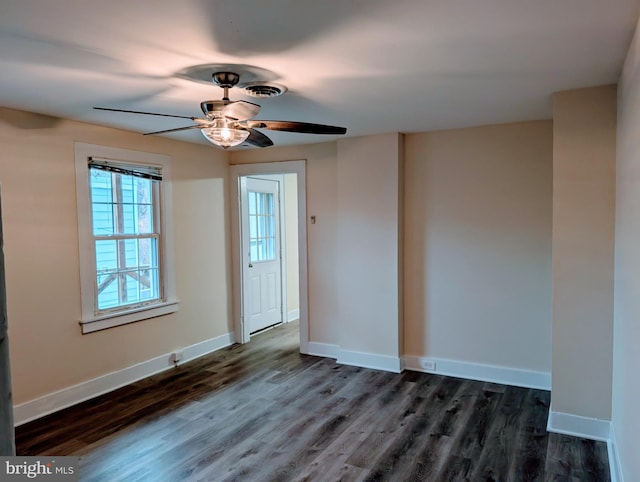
[0,457,78,481]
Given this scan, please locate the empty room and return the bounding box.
[1,1,639,481]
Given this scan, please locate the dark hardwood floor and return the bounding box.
[16,322,610,481]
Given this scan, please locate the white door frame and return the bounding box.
[230,160,309,354]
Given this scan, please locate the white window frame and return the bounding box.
[74,143,179,334]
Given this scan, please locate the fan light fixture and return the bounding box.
[201,119,249,148]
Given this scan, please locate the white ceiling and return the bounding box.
[0,0,638,148]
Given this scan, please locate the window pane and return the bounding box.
[97,273,119,310]
[135,178,153,234]
[120,204,135,234]
[248,191,257,215]
[134,178,151,204]
[100,172,155,236]
[92,203,114,235]
[91,170,114,235]
[257,238,264,260]
[124,271,140,303]
[256,193,263,215]
[250,240,258,262]
[95,238,159,310]
[266,237,275,259]
[121,239,138,268]
[118,273,131,304]
[265,193,274,215]
[137,203,153,234]
[266,214,274,238]
[143,268,159,299]
[248,214,256,239]
[260,194,266,215]
[95,240,117,272]
[138,238,157,268]
[90,170,112,202]
[121,175,134,203]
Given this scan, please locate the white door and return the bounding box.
[240,177,283,334]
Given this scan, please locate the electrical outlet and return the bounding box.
[170,350,184,365]
[421,359,436,371]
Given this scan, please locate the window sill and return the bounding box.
[79,300,180,334]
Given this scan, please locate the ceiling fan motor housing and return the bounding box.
[212,72,240,88]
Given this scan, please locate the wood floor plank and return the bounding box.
[15,322,610,482]
[361,377,475,480]
[506,389,549,481]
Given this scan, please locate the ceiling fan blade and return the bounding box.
[94,106,196,120]
[243,120,347,135]
[243,128,274,148]
[143,125,202,136]
[221,100,261,121]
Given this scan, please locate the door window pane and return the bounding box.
[248,191,276,262]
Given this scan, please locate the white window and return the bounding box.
[75,143,178,333]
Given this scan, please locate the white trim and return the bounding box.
[179,332,235,364]
[307,343,402,373]
[403,356,551,390]
[74,143,178,333]
[546,410,611,442]
[608,425,623,482]
[13,331,234,426]
[80,300,179,333]
[307,342,340,359]
[337,349,403,373]
[287,308,300,322]
[229,161,309,354]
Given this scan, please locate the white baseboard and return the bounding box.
[607,425,623,482]
[337,349,402,373]
[546,410,611,442]
[13,332,235,426]
[403,356,551,391]
[180,332,235,363]
[306,342,340,359]
[306,343,402,373]
[287,308,300,322]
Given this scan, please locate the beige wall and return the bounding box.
[230,143,339,345]
[613,17,640,481]
[552,86,616,420]
[404,121,553,371]
[233,126,552,371]
[0,107,231,404]
[336,134,403,359]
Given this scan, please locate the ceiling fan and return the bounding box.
[94,71,347,149]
